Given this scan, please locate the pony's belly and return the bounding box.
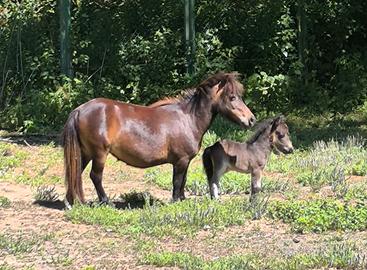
[110,147,168,169]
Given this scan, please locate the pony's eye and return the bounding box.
[230,96,236,101]
[278,134,285,139]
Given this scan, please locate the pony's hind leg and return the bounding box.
[90,153,109,203]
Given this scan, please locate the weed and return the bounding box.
[0,233,42,255]
[245,192,270,220]
[0,196,11,208]
[344,183,367,202]
[0,264,15,270]
[81,266,96,270]
[33,186,59,201]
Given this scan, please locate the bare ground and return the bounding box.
[0,144,365,269]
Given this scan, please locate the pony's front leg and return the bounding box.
[250,169,262,201]
[172,159,190,202]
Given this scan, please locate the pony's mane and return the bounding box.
[148,72,244,108]
[247,118,274,144]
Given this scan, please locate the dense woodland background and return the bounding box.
[0,0,367,132]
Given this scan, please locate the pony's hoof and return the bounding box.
[64,198,72,210]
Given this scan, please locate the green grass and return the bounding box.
[0,233,52,255]
[268,198,367,233]
[14,172,62,187]
[0,142,28,176]
[141,242,366,270]
[66,196,257,237]
[0,264,15,270]
[0,196,11,208]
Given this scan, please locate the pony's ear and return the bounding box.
[212,82,224,99]
[270,115,283,133]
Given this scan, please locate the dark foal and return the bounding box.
[202,116,294,200]
[63,72,256,207]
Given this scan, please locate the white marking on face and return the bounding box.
[239,116,249,127]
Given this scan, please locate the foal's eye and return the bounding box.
[278,134,285,139]
[229,96,236,101]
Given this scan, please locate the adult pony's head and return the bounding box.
[197,72,256,128]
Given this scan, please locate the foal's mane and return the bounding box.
[247,118,274,144]
[148,72,243,108]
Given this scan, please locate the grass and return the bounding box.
[66,195,261,237]
[0,232,52,255]
[1,111,367,269]
[268,198,367,233]
[0,141,63,187]
[0,196,11,207]
[0,142,28,176]
[141,242,366,270]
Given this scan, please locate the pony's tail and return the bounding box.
[202,147,214,183]
[63,110,84,208]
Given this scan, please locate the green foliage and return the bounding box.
[1,0,367,131]
[0,196,11,208]
[351,160,367,176]
[268,199,367,233]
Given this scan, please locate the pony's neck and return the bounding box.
[182,93,217,141]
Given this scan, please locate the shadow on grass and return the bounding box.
[33,191,164,211]
[0,133,61,146]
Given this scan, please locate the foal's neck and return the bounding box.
[249,132,273,158]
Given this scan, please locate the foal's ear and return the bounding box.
[270,115,283,133]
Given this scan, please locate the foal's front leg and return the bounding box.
[250,169,262,201]
[172,159,190,202]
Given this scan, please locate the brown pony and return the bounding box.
[63,72,255,207]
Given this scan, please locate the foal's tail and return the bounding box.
[202,147,214,182]
[63,110,84,207]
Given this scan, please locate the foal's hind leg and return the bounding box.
[90,153,109,203]
[209,158,227,199]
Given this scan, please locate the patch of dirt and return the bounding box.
[1,142,366,269]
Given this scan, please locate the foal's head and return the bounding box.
[200,72,256,128]
[269,116,294,154]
